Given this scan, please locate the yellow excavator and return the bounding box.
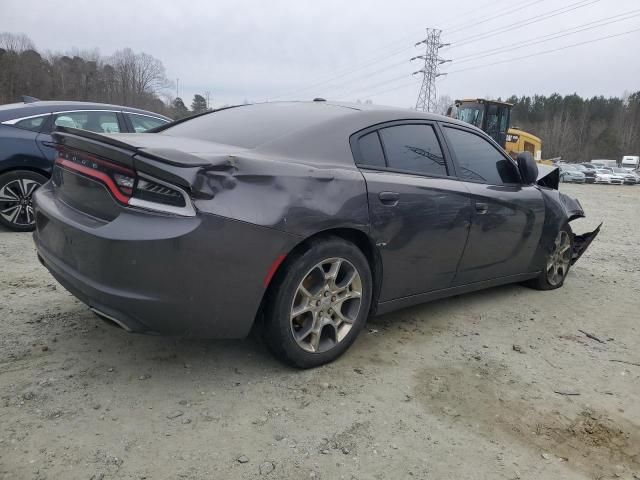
[447,99,552,164]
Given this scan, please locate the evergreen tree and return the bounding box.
[172,97,189,119]
[191,94,207,114]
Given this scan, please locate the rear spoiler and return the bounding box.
[51,127,216,198]
[52,127,210,168]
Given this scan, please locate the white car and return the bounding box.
[594,168,624,185]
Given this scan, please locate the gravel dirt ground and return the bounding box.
[1,183,639,480]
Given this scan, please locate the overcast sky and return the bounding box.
[2,0,639,109]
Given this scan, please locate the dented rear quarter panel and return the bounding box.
[190,154,370,237]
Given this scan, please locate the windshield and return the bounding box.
[455,104,484,128]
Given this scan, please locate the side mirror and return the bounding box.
[516,151,538,185]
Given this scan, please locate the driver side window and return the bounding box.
[443,126,520,185]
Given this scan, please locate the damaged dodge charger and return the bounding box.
[32,101,601,368]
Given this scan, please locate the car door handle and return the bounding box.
[378,191,400,205]
[475,202,489,214]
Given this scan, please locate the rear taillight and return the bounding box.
[56,150,134,203]
[55,148,195,217]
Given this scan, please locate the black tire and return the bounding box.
[0,170,48,232]
[263,236,372,368]
[525,225,574,291]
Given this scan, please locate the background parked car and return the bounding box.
[610,167,638,185]
[0,98,171,231]
[559,164,586,183]
[573,164,596,183]
[594,168,624,184]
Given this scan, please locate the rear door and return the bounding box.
[440,124,545,285]
[0,114,52,172]
[352,121,472,301]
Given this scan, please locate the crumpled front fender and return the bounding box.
[534,188,601,270]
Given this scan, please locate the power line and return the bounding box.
[445,0,546,35]
[437,0,510,29]
[336,73,412,100]
[319,59,410,97]
[444,26,640,75]
[443,0,603,49]
[453,9,640,65]
[269,0,548,101]
[269,44,414,101]
[356,78,421,101]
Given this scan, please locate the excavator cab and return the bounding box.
[447,99,512,149]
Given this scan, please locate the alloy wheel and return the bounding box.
[290,257,362,353]
[0,178,42,228]
[546,230,571,286]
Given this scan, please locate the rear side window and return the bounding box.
[379,124,447,176]
[357,132,386,167]
[127,113,167,132]
[443,127,520,184]
[12,115,48,132]
[52,111,121,133]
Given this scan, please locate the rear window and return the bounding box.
[127,113,168,132]
[357,132,386,167]
[160,103,353,148]
[12,115,48,132]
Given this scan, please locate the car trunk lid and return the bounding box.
[49,127,247,220]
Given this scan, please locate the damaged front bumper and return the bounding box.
[571,223,602,265]
[556,192,602,265]
[536,165,602,267]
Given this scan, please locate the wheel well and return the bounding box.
[261,228,383,320]
[0,166,51,179]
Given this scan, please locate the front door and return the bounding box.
[440,124,545,285]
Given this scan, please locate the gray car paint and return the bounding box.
[33,101,600,338]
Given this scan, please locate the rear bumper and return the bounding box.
[33,182,299,338]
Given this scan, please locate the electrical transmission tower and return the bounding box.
[411,28,450,112]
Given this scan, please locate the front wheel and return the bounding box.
[0,170,48,232]
[263,237,372,368]
[526,226,573,291]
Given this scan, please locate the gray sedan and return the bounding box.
[33,101,600,367]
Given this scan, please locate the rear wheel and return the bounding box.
[526,226,573,290]
[263,237,372,368]
[0,170,48,232]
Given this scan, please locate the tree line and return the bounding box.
[505,93,640,162]
[0,32,209,119]
[2,32,638,160]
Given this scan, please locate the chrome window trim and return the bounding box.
[1,113,52,125]
[129,173,196,217]
[123,111,169,123]
[53,109,122,115]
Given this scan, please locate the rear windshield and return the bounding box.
[159,102,353,148]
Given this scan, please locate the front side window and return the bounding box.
[443,127,520,184]
[11,115,49,132]
[52,111,120,133]
[378,124,446,176]
[127,113,168,133]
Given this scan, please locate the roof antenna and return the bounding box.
[22,95,40,103]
